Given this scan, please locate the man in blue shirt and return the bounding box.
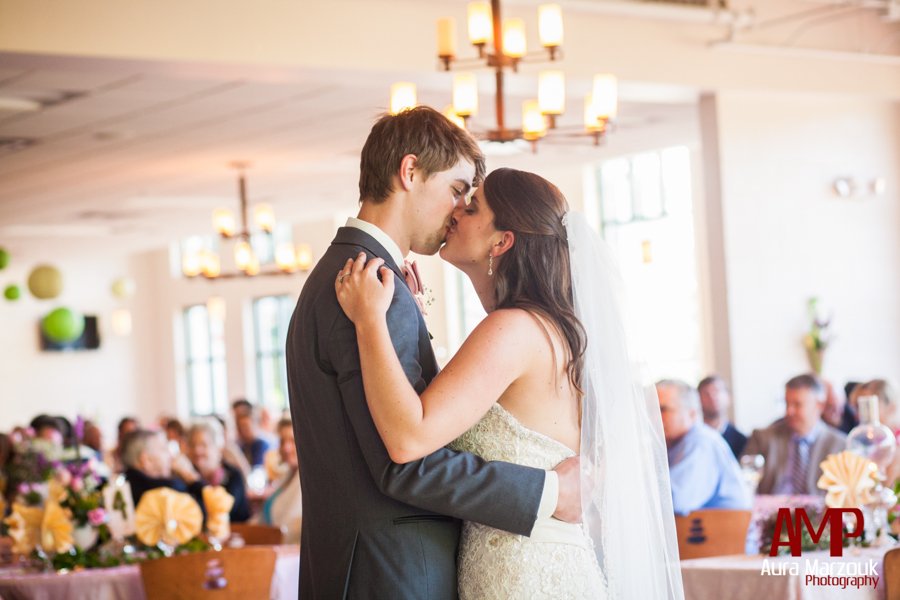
[657,379,752,515]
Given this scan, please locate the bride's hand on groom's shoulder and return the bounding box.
[335,252,394,326]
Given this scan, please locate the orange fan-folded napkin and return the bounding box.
[40,501,74,554]
[134,488,203,547]
[4,502,43,555]
[202,485,235,541]
[817,451,878,509]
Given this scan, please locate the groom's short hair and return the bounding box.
[359,106,485,204]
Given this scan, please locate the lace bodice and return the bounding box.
[448,403,605,599]
[449,403,575,468]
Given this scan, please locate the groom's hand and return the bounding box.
[552,456,582,523]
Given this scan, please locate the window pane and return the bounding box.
[212,359,228,415]
[210,307,226,359]
[253,295,292,410]
[189,361,213,416]
[632,153,663,219]
[183,303,227,416]
[185,305,211,359]
[600,158,633,225]
[661,146,692,217]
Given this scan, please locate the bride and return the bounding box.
[336,167,684,599]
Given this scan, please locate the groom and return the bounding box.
[287,106,581,599]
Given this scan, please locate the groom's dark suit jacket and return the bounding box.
[287,227,545,599]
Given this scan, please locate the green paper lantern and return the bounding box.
[111,277,136,299]
[3,284,20,301]
[0,248,9,270]
[41,307,85,343]
[27,265,63,300]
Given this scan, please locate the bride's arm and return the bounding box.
[336,254,531,464]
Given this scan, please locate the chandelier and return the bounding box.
[390,1,618,151]
[181,162,313,279]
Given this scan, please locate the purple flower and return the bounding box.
[87,508,107,526]
[74,416,85,443]
[17,482,30,495]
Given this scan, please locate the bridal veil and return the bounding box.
[565,211,685,599]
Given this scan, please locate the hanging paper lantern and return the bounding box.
[27,265,63,300]
[41,307,85,343]
[0,248,9,270]
[110,277,136,299]
[4,284,20,301]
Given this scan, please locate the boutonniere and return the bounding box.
[402,260,434,317]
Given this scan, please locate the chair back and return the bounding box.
[675,509,752,559]
[884,547,900,600]
[230,523,285,545]
[140,547,276,600]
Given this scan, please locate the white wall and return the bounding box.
[714,93,900,430]
[0,249,141,440]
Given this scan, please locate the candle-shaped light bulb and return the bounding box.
[453,73,478,117]
[538,71,565,116]
[234,240,253,272]
[538,4,564,48]
[212,209,236,237]
[467,2,493,45]
[503,18,527,58]
[254,203,275,233]
[591,74,618,119]
[390,82,417,115]
[522,100,547,140]
[437,18,457,59]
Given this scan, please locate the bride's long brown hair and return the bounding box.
[483,168,586,393]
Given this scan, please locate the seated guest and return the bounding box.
[822,378,857,434]
[658,379,751,515]
[29,415,65,447]
[163,417,188,455]
[211,414,252,479]
[121,429,203,505]
[186,419,251,523]
[256,418,302,544]
[232,400,270,468]
[113,417,139,472]
[742,374,846,495]
[698,375,747,458]
[854,379,900,431]
[83,420,104,454]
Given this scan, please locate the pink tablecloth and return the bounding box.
[0,545,300,600]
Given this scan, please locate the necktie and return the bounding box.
[790,437,809,494]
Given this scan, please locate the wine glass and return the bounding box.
[740,454,765,495]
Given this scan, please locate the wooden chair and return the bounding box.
[883,547,900,600]
[675,509,752,559]
[140,547,276,600]
[229,523,285,545]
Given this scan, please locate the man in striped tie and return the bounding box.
[742,374,847,495]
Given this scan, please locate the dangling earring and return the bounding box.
[488,253,494,276]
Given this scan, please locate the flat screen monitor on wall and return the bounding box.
[39,315,101,351]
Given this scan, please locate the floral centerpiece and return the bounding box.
[2,423,235,571]
[802,297,833,375]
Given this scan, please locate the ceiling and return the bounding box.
[0,51,699,260]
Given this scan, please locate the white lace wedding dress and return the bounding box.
[448,403,606,599]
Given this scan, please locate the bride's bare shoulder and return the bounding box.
[475,308,550,342]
